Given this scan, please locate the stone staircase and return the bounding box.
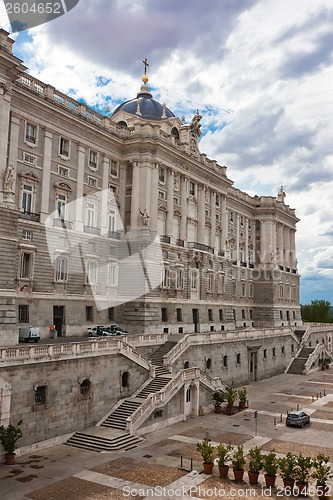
[66,340,176,452]
[287,346,315,374]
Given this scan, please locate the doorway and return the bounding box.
[249,350,258,382]
[53,306,65,337]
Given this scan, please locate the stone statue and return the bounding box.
[3,164,15,192]
[140,209,150,226]
[190,112,202,137]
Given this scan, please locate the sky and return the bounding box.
[1,0,333,305]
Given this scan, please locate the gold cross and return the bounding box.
[143,58,149,75]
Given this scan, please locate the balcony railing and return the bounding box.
[19,211,40,223]
[160,235,171,244]
[53,218,73,230]
[240,261,247,267]
[188,241,214,254]
[108,231,121,240]
[176,239,185,247]
[84,225,101,235]
[218,250,225,257]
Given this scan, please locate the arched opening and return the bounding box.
[171,127,179,140]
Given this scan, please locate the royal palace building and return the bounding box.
[0,29,302,345]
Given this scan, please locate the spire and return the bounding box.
[137,57,152,98]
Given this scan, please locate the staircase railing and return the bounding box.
[125,368,226,434]
[303,343,332,374]
[117,341,151,372]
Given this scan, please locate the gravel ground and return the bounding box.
[27,477,125,500]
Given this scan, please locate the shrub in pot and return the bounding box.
[217,442,233,478]
[212,391,225,414]
[231,445,246,482]
[0,420,23,465]
[247,446,263,484]
[197,439,215,474]
[312,453,332,499]
[225,384,238,415]
[294,453,313,497]
[263,451,278,488]
[238,387,247,410]
[278,452,297,488]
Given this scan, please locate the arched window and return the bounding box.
[171,127,179,140]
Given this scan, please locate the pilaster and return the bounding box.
[40,130,53,223]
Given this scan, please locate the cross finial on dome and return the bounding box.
[143,58,149,75]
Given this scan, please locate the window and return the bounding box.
[206,358,212,370]
[218,275,224,294]
[249,282,254,298]
[86,202,96,227]
[189,181,195,196]
[219,309,223,321]
[207,273,214,293]
[263,349,267,359]
[25,123,37,144]
[108,307,114,321]
[162,250,168,260]
[86,306,93,321]
[58,166,69,177]
[23,152,36,165]
[18,304,29,323]
[60,137,69,157]
[236,353,241,365]
[242,282,246,297]
[208,309,213,321]
[108,209,116,233]
[184,361,190,369]
[159,167,165,183]
[279,284,284,299]
[223,355,228,368]
[34,385,47,405]
[110,160,118,177]
[232,281,237,296]
[88,176,97,187]
[158,190,166,200]
[89,150,97,168]
[80,379,91,396]
[109,184,118,194]
[86,261,97,285]
[176,269,184,289]
[272,347,276,357]
[22,230,32,241]
[56,193,67,220]
[291,344,294,354]
[161,266,170,288]
[21,184,33,213]
[281,346,285,355]
[186,388,191,402]
[230,211,234,223]
[108,263,118,286]
[176,308,182,322]
[20,252,33,279]
[121,372,130,388]
[55,256,68,282]
[190,271,198,290]
[161,307,168,322]
[215,194,220,207]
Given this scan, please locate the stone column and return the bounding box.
[149,163,159,232]
[180,175,187,241]
[236,214,240,263]
[40,130,53,223]
[271,221,277,265]
[100,155,109,233]
[210,190,216,248]
[198,185,205,244]
[285,226,291,268]
[4,113,20,205]
[290,228,296,269]
[245,218,249,263]
[277,222,284,266]
[166,168,174,238]
[130,161,140,228]
[221,195,227,253]
[74,144,85,232]
[259,219,266,263]
[0,85,12,204]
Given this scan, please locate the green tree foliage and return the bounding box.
[301,300,332,323]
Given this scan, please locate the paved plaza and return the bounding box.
[1,370,333,499]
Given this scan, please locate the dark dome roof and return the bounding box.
[113,88,174,121]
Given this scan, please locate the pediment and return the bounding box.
[54,181,72,191]
[18,171,40,182]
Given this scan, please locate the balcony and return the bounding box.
[176,239,185,247]
[108,231,121,240]
[160,235,171,244]
[188,241,214,254]
[249,263,255,269]
[19,211,40,223]
[84,225,101,235]
[53,218,73,230]
[218,250,225,257]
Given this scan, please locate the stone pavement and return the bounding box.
[1,370,333,499]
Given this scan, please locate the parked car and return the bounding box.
[286,411,310,428]
[110,324,129,336]
[87,325,106,337]
[87,325,129,337]
[18,326,40,343]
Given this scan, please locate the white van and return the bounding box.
[18,326,40,343]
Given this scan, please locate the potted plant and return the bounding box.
[231,445,246,482]
[247,446,263,484]
[263,451,278,488]
[312,453,332,499]
[324,357,331,369]
[278,452,297,489]
[294,453,313,497]
[217,442,233,478]
[197,439,215,474]
[212,390,225,414]
[238,387,247,411]
[225,384,238,415]
[0,420,23,465]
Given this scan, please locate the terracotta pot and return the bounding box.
[283,478,295,489]
[248,471,259,484]
[264,474,276,488]
[226,406,232,415]
[215,406,222,414]
[203,462,214,474]
[239,401,246,411]
[233,468,244,482]
[4,453,16,465]
[295,482,308,497]
[219,465,229,478]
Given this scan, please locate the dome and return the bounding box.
[112,72,175,121]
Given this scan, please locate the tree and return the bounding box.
[301,300,332,323]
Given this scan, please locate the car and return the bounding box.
[286,411,310,428]
[87,325,106,337]
[110,324,129,336]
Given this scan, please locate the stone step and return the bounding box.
[66,430,142,452]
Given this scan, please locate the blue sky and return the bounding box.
[1,0,333,305]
